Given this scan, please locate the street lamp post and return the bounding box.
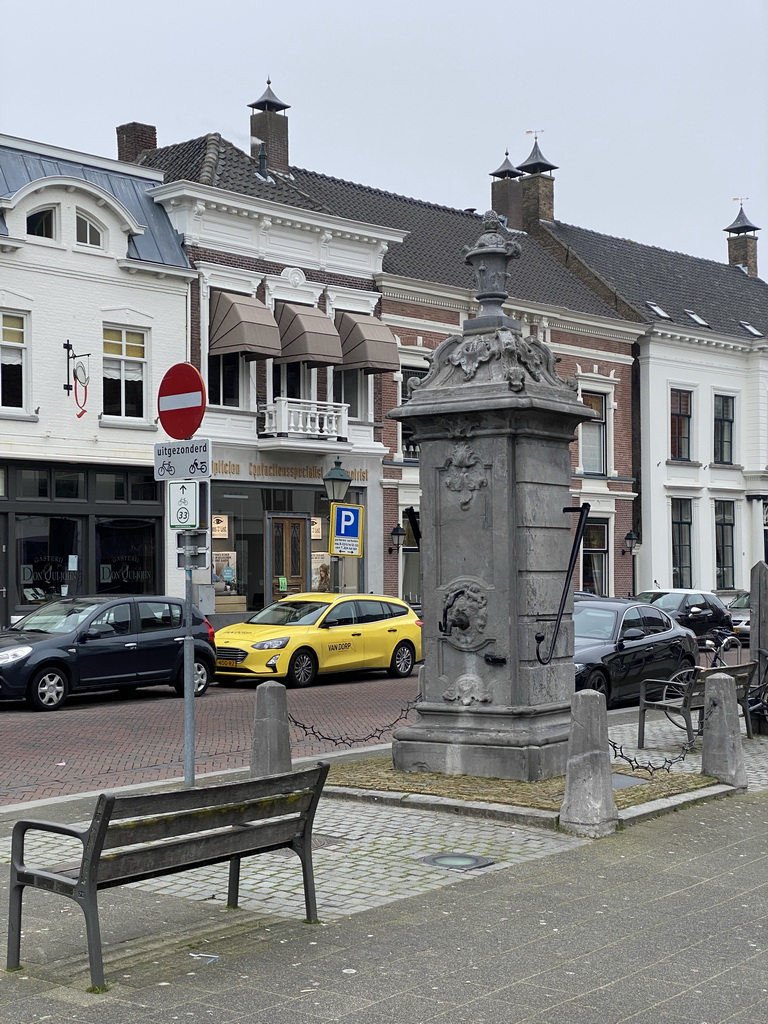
[323,459,352,592]
[624,531,638,597]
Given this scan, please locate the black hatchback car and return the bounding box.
[0,596,216,711]
[633,589,733,637]
[574,597,698,707]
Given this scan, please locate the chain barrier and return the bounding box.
[608,697,720,774]
[287,692,423,749]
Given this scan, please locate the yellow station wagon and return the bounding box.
[214,593,423,687]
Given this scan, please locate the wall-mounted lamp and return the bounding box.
[322,458,352,503]
[623,531,638,556]
[388,524,406,555]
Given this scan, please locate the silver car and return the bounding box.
[729,591,751,644]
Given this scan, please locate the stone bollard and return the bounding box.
[701,672,747,790]
[559,689,619,838]
[250,680,292,778]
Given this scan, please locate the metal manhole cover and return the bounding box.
[420,852,494,871]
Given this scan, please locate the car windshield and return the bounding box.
[635,592,684,611]
[573,606,617,641]
[247,600,329,627]
[9,600,101,634]
[730,593,750,609]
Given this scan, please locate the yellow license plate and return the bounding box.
[217,659,238,668]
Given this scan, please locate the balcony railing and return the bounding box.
[261,397,348,440]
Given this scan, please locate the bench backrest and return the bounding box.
[681,663,756,709]
[80,762,329,887]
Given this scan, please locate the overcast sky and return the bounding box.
[5,0,766,264]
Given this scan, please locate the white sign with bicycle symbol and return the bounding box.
[168,481,200,529]
[153,438,211,481]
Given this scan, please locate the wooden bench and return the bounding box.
[638,663,757,747]
[6,762,329,989]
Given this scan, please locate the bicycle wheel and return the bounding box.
[661,667,697,729]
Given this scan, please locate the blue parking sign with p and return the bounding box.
[330,503,364,557]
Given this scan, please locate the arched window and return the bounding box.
[26,207,55,238]
[76,212,102,248]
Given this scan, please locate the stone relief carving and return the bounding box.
[442,673,492,706]
[438,579,488,649]
[443,444,488,510]
[448,328,577,392]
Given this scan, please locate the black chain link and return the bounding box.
[287,692,423,749]
[608,697,721,774]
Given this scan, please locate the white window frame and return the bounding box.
[397,358,430,461]
[207,350,245,410]
[0,309,27,411]
[102,325,148,420]
[331,366,365,421]
[75,210,105,249]
[575,372,617,478]
[711,388,738,466]
[25,205,58,241]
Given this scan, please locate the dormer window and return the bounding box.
[740,320,763,338]
[684,309,710,328]
[76,213,102,248]
[26,208,55,238]
[646,300,671,320]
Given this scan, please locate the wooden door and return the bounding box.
[271,517,308,602]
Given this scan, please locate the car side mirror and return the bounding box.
[620,628,645,642]
[317,621,330,629]
[85,624,112,640]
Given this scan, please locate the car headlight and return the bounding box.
[0,646,33,665]
[251,637,290,650]
[574,663,585,673]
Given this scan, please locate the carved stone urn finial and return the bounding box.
[462,210,521,325]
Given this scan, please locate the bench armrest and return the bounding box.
[11,818,88,871]
[639,678,674,699]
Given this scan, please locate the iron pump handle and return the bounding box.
[535,502,591,666]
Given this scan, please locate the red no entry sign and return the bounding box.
[157,363,207,439]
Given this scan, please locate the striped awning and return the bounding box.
[335,311,400,373]
[209,290,281,361]
[274,302,343,367]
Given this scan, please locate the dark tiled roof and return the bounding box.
[547,221,768,338]
[288,168,619,318]
[0,143,189,268]
[140,135,328,213]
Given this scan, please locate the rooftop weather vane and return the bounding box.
[526,129,545,140]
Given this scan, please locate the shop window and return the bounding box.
[1,312,25,409]
[0,467,6,497]
[333,368,362,419]
[671,497,692,588]
[26,207,55,238]
[18,469,49,499]
[208,352,241,408]
[75,212,102,248]
[96,518,155,594]
[54,470,85,500]
[129,471,158,502]
[103,327,146,418]
[95,472,126,501]
[581,519,608,596]
[17,515,83,602]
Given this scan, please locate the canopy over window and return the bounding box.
[335,311,400,373]
[209,290,281,361]
[274,302,343,367]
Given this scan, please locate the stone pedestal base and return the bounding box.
[392,703,572,781]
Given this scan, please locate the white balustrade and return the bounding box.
[262,397,348,440]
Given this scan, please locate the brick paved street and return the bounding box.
[0,675,418,806]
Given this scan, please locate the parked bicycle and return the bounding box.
[698,626,741,668]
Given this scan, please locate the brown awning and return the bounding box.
[209,290,281,361]
[274,302,343,367]
[335,311,400,374]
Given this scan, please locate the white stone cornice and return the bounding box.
[376,273,473,311]
[324,285,381,317]
[642,324,752,352]
[116,259,196,281]
[0,236,24,252]
[381,313,458,336]
[195,262,264,296]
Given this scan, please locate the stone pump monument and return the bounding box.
[389,211,594,782]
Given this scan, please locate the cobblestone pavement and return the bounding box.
[0,675,418,806]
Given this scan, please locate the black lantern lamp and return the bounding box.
[623,531,638,556]
[389,524,406,554]
[322,458,352,503]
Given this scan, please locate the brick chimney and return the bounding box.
[116,122,157,163]
[489,151,523,230]
[520,174,555,228]
[248,80,291,174]
[491,141,557,232]
[724,203,760,277]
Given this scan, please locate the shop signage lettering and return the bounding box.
[212,461,241,476]
[99,564,152,583]
[21,561,80,585]
[209,458,369,483]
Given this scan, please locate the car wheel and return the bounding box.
[27,667,68,711]
[174,659,211,697]
[585,668,612,708]
[387,641,415,678]
[287,649,317,688]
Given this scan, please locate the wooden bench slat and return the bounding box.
[107,765,326,819]
[95,817,303,886]
[101,788,314,849]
